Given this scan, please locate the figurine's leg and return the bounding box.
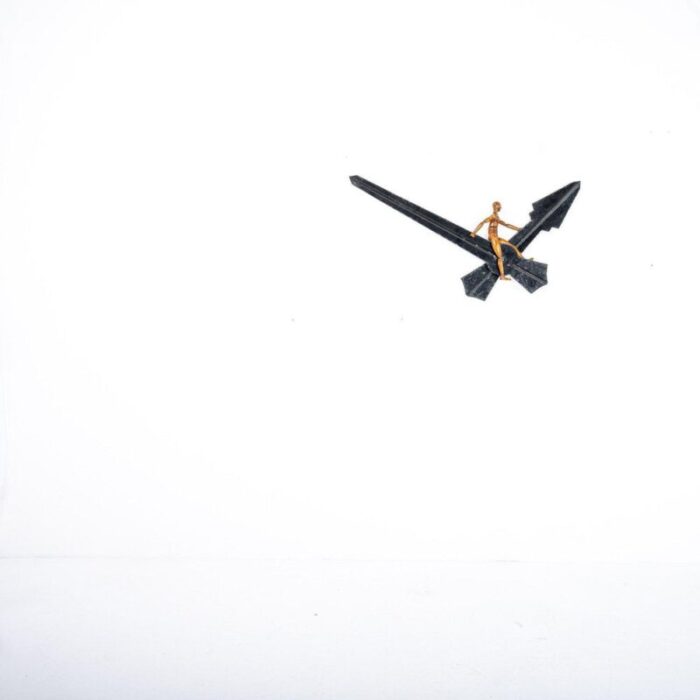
[490,237,511,281]
[499,239,524,259]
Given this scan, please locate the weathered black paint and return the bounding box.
[350,176,580,300]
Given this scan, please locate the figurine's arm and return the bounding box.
[498,219,521,232]
[470,216,490,238]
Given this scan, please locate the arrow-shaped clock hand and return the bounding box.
[350,176,580,301]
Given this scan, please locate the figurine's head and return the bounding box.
[492,201,501,214]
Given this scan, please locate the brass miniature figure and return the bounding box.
[470,202,525,281]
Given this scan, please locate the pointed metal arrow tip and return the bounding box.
[556,181,581,203]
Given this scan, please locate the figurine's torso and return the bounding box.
[487,216,500,239]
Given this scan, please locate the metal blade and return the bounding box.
[350,176,494,264]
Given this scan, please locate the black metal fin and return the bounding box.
[462,265,498,300]
[507,258,548,293]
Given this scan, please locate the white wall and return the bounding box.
[1,1,699,696]
[2,0,699,563]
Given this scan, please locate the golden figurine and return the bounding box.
[470,202,525,281]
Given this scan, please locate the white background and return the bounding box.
[1,0,699,697]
